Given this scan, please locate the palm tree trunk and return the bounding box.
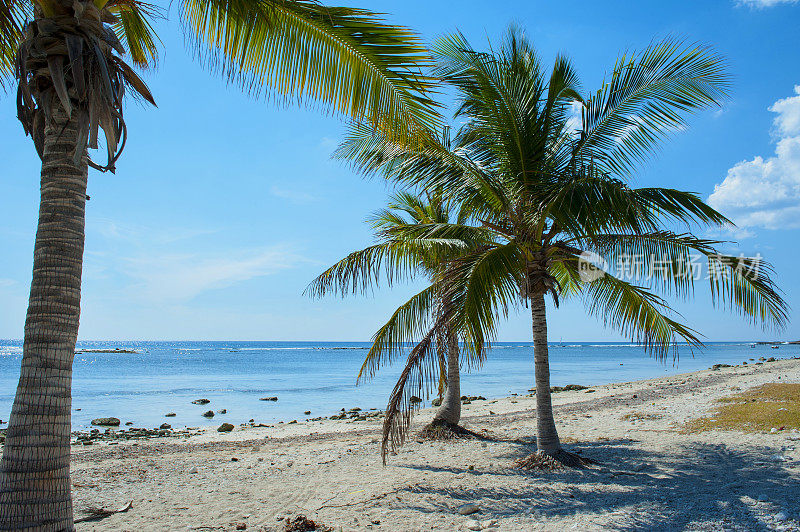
[530,291,561,454]
[0,105,87,531]
[433,327,461,425]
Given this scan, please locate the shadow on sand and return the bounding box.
[397,438,798,531]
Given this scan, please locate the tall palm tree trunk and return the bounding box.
[433,327,461,424]
[530,292,561,453]
[0,105,87,531]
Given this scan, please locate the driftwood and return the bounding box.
[74,500,133,523]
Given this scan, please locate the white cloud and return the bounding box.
[735,0,798,7]
[270,185,317,204]
[708,85,800,230]
[120,246,305,303]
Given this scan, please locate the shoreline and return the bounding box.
[22,356,799,530]
[52,354,799,447]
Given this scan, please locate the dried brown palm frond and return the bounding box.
[380,321,443,465]
[15,0,156,172]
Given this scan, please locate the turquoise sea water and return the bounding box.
[0,340,795,430]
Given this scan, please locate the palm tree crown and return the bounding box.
[335,27,788,465]
[308,190,484,460]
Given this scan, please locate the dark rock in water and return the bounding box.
[260,397,278,401]
[91,417,120,427]
[125,421,134,426]
[711,364,732,370]
[304,411,311,415]
[249,419,255,423]
[409,396,422,404]
[431,398,442,407]
[165,412,177,417]
[160,423,171,430]
[767,357,777,362]
[217,409,227,414]
[217,423,234,433]
[202,410,215,418]
[192,399,211,405]
[288,420,298,424]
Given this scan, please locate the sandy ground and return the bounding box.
[62,358,800,531]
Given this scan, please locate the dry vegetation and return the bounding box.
[685,383,800,433]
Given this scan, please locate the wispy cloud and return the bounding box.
[270,185,317,204]
[708,85,800,231]
[90,218,219,245]
[120,246,306,303]
[735,0,798,7]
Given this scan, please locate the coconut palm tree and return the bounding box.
[0,0,439,526]
[334,28,788,468]
[307,189,485,458]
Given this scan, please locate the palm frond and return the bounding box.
[358,283,439,383]
[581,270,703,359]
[381,324,440,464]
[181,0,441,140]
[706,253,789,329]
[446,243,524,357]
[0,0,30,89]
[576,37,730,178]
[105,0,162,68]
[578,231,721,296]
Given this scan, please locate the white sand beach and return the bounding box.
[60,358,800,531]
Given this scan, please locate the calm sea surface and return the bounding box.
[0,340,794,430]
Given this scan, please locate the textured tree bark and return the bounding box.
[0,105,87,531]
[432,326,461,425]
[530,291,561,453]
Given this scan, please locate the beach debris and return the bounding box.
[189,466,199,474]
[192,399,211,405]
[550,385,588,393]
[457,503,480,515]
[481,519,499,529]
[217,423,234,433]
[91,417,120,427]
[235,523,247,530]
[74,500,133,523]
[464,520,482,531]
[260,397,279,401]
[283,514,331,531]
[202,411,215,418]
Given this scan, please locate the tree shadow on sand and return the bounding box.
[396,438,799,531]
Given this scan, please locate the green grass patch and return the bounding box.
[684,383,800,433]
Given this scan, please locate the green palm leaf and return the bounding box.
[575,38,730,177]
[581,270,703,358]
[181,0,441,140]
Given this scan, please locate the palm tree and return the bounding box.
[307,190,484,460]
[0,0,439,526]
[335,28,788,468]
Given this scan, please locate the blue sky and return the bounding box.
[1,0,799,342]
